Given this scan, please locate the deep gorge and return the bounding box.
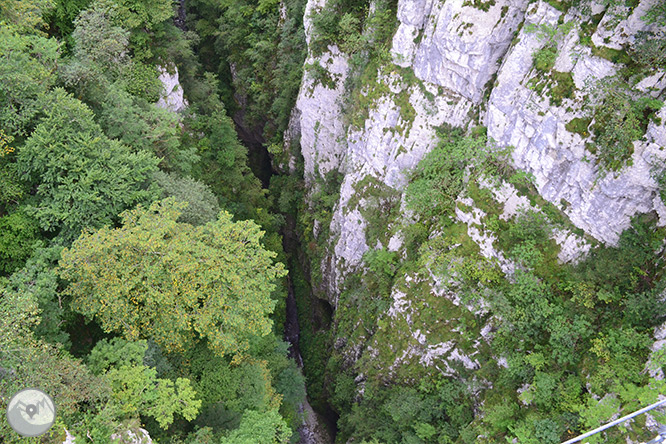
[245,135,339,443]
[220,0,666,440]
[1,0,665,442]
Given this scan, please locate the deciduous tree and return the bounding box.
[153,171,220,225]
[59,199,287,357]
[0,210,42,276]
[219,409,291,444]
[88,338,201,429]
[0,27,59,138]
[17,88,160,239]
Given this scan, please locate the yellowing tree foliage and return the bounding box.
[59,198,287,356]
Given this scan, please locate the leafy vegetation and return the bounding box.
[0,25,60,139]
[2,0,666,443]
[566,117,592,137]
[59,199,287,357]
[533,46,558,71]
[0,210,42,275]
[186,0,308,145]
[406,129,512,223]
[547,70,575,106]
[586,79,663,171]
[300,124,666,444]
[631,31,666,70]
[17,88,161,240]
[309,0,372,56]
[0,1,305,441]
[153,171,220,225]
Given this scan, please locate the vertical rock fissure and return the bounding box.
[174,0,186,30]
[284,275,304,367]
[282,211,338,444]
[237,137,337,443]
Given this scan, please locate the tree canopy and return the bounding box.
[0,26,59,139]
[0,0,305,441]
[17,88,160,239]
[59,198,287,356]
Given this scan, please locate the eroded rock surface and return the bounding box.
[287,0,666,387]
[157,66,188,113]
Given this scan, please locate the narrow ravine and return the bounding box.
[279,196,341,443]
[238,133,335,443]
[174,0,186,30]
[284,276,333,444]
[284,277,304,367]
[281,180,337,444]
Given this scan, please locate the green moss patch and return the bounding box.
[591,45,631,65]
[548,71,575,107]
[565,117,592,137]
[534,46,558,72]
[527,70,576,107]
[348,175,401,246]
[462,0,496,12]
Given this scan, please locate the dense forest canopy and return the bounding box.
[0,0,305,441]
[1,0,666,443]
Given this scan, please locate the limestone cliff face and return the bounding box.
[295,0,350,182]
[286,0,666,393]
[487,0,666,244]
[391,0,528,104]
[157,66,188,113]
[290,0,665,292]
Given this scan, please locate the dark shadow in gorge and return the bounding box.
[282,210,339,442]
[233,115,274,189]
[239,134,340,441]
[245,140,273,189]
[228,65,338,435]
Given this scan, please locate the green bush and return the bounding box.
[643,1,666,26]
[363,248,398,298]
[336,375,474,443]
[125,62,162,103]
[406,130,511,223]
[589,81,663,171]
[630,31,666,70]
[45,0,93,46]
[153,171,220,226]
[338,13,364,54]
[306,60,338,89]
[309,0,370,55]
[533,46,558,71]
[0,210,42,276]
[657,169,666,203]
[565,117,591,137]
[548,71,575,106]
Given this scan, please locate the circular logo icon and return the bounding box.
[6,388,56,437]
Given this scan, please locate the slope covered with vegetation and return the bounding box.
[0,0,305,442]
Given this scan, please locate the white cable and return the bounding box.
[561,398,666,444]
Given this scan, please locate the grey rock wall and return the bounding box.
[156,66,188,113]
[290,0,666,293]
[487,0,666,245]
[293,0,542,300]
[296,0,351,183]
[392,0,528,103]
[287,0,666,373]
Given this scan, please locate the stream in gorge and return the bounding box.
[175,1,337,436]
[243,139,337,444]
